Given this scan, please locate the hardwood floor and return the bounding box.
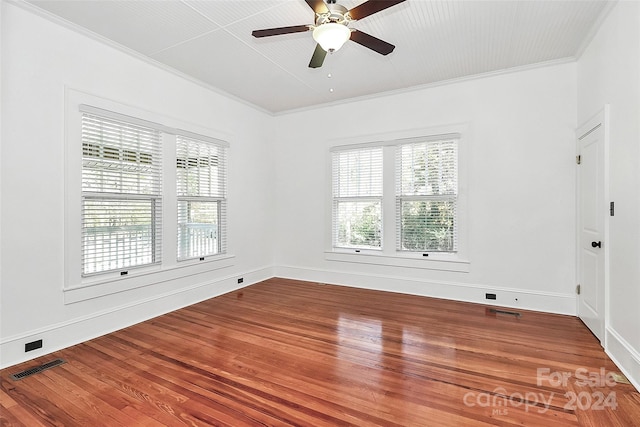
[1,278,639,426]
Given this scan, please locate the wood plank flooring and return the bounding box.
[1,278,639,426]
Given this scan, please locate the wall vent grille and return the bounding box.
[9,359,66,380]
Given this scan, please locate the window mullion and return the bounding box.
[382,145,396,255]
[162,133,177,268]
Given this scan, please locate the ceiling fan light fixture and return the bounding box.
[313,23,351,52]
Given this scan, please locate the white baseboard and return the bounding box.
[5,263,637,395]
[605,327,640,392]
[274,265,577,315]
[0,266,273,370]
[0,264,582,370]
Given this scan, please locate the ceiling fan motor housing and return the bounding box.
[316,3,351,26]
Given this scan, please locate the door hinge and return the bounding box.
[576,284,581,295]
[576,155,581,165]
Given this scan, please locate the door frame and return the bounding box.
[576,105,610,345]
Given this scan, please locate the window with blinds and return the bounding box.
[332,147,383,249]
[176,135,227,260]
[396,138,458,252]
[81,113,162,275]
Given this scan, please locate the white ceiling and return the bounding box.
[26,0,611,113]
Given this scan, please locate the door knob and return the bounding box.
[591,241,602,248]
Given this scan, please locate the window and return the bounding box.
[176,135,227,260]
[396,139,458,252]
[66,93,235,302]
[332,147,383,249]
[330,132,463,263]
[81,113,162,276]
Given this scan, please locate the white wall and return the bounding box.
[0,2,275,368]
[577,1,640,390]
[3,1,635,390]
[273,63,578,314]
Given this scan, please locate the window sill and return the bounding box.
[325,251,469,273]
[64,255,235,304]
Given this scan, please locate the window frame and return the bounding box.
[395,137,459,254]
[176,134,228,261]
[331,146,384,251]
[325,126,469,273]
[64,89,233,303]
[80,111,163,276]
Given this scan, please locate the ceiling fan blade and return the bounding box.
[348,0,406,20]
[350,30,395,55]
[305,0,328,14]
[308,44,327,68]
[252,25,311,38]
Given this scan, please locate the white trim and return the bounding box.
[325,251,469,273]
[0,266,273,369]
[274,265,576,315]
[65,88,233,300]
[79,104,230,147]
[605,326,640,392]
[329,133,461,152]
[327,123,468,150]
[575,1,619,60]
[0,0,3,322]
[8,1,586,116]
[7,0,273,116]
[6,1,579,116]
[68,88,233,143]
[64,255,235,304]
[277,58,577,116]
[326,123,470,270]
[575,105,610,343]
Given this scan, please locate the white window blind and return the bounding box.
[332,147,383,249]
[176,135,227,260]
[81,113,162,275]
[396,138,458,252]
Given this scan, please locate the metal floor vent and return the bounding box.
[9,358,66,380]
[488,308,522,317]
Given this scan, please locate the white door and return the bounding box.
[577,107,608,343]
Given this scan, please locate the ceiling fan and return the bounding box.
[251,0,406,68]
